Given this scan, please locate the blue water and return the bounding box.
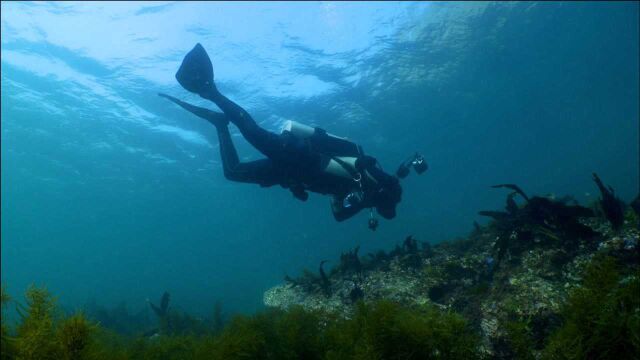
[1,1,638,317]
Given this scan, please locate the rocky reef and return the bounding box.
[265,179,640,358]
[1,175,637,359]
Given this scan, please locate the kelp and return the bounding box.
[318,260,331,298]
[592,173,626,231]
[148,292,171,335]
[479,183,598,264]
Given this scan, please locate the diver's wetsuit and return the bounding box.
[202,89,322,188]
[160,90,400,220]
[160,44,401,221]
[160,92,351,195]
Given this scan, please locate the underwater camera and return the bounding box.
[396,152,428,179]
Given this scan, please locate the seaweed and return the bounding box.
[492,183,530,201]
[83,299,152,336]
[149,292,170,319]
[57,312,97,360]
[4,285,479,359]
[402,235,419,253]
[631,193,640,217]
[325,300,480,359]
[479,183,598,264]
[148,291,171,335]
[334,245,362,278]
[211,300,224,334]
[421,241,434,258]
[471,221,483,239]
[129,334,200,360]
[15,285,61,359]
[363,249,392,272]
[318,260,331,298]
[503,319,536,360]
[592,173,625,231]
[542,255,640,359]
[400,235,423,269]
[285,266,329,295]
[625,207,640,231]
[1,286,16,360]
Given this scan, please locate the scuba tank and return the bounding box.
[281,120,366,180]
[281,120,362,158]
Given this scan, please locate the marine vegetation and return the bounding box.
[211,300,224,335]
[0,286,479,360]
[322,300,479,360]
[333,245,363,277]
[148,291,170,335]
[1,285,16,360]
[281,235,435,307]
[318,260,332,298]
[82,299,153,336]
[284,267,325,294]
[146,292,212,337]
[542,255,640,359]
[15,285,61,360]
[2,177,638,359]
[265,178,639,358]
[592,173,626,231]
[479,183,598,264]
[57,313,98,360]
[631,194,640,218]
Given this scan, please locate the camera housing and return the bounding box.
[396,153,428,179]
[412,154,428,174]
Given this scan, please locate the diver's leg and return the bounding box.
[173,43,284,160]
[159,93,228,128]
[216,123,282,186]
[159,93,280,185]
[200,88,285,161]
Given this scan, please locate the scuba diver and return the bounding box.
[159,43,427,230]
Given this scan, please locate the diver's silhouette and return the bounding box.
[160,43,427,229]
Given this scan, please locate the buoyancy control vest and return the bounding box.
[279,120,380,200]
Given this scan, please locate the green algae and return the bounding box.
[0,287,480,360]
[15,285,61,360]
[1,285,16,360]
[57,312,98,360]
[1,211,637,360]
[1,254,637,360]
[541,256,640,360]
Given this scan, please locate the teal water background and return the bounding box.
[1,1,638,316]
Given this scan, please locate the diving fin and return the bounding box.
[175,43,214,95]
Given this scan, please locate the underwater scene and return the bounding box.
[1,1,639,359]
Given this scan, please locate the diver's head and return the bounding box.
[374,176,402,219]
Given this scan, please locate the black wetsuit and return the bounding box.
[162,88,400,221]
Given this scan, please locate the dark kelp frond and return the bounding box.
[492,184,530,202]
[319,260,331,297]
[592,172,625,230]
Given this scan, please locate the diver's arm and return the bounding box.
[330,195,362,222]
[158,93,227,127]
